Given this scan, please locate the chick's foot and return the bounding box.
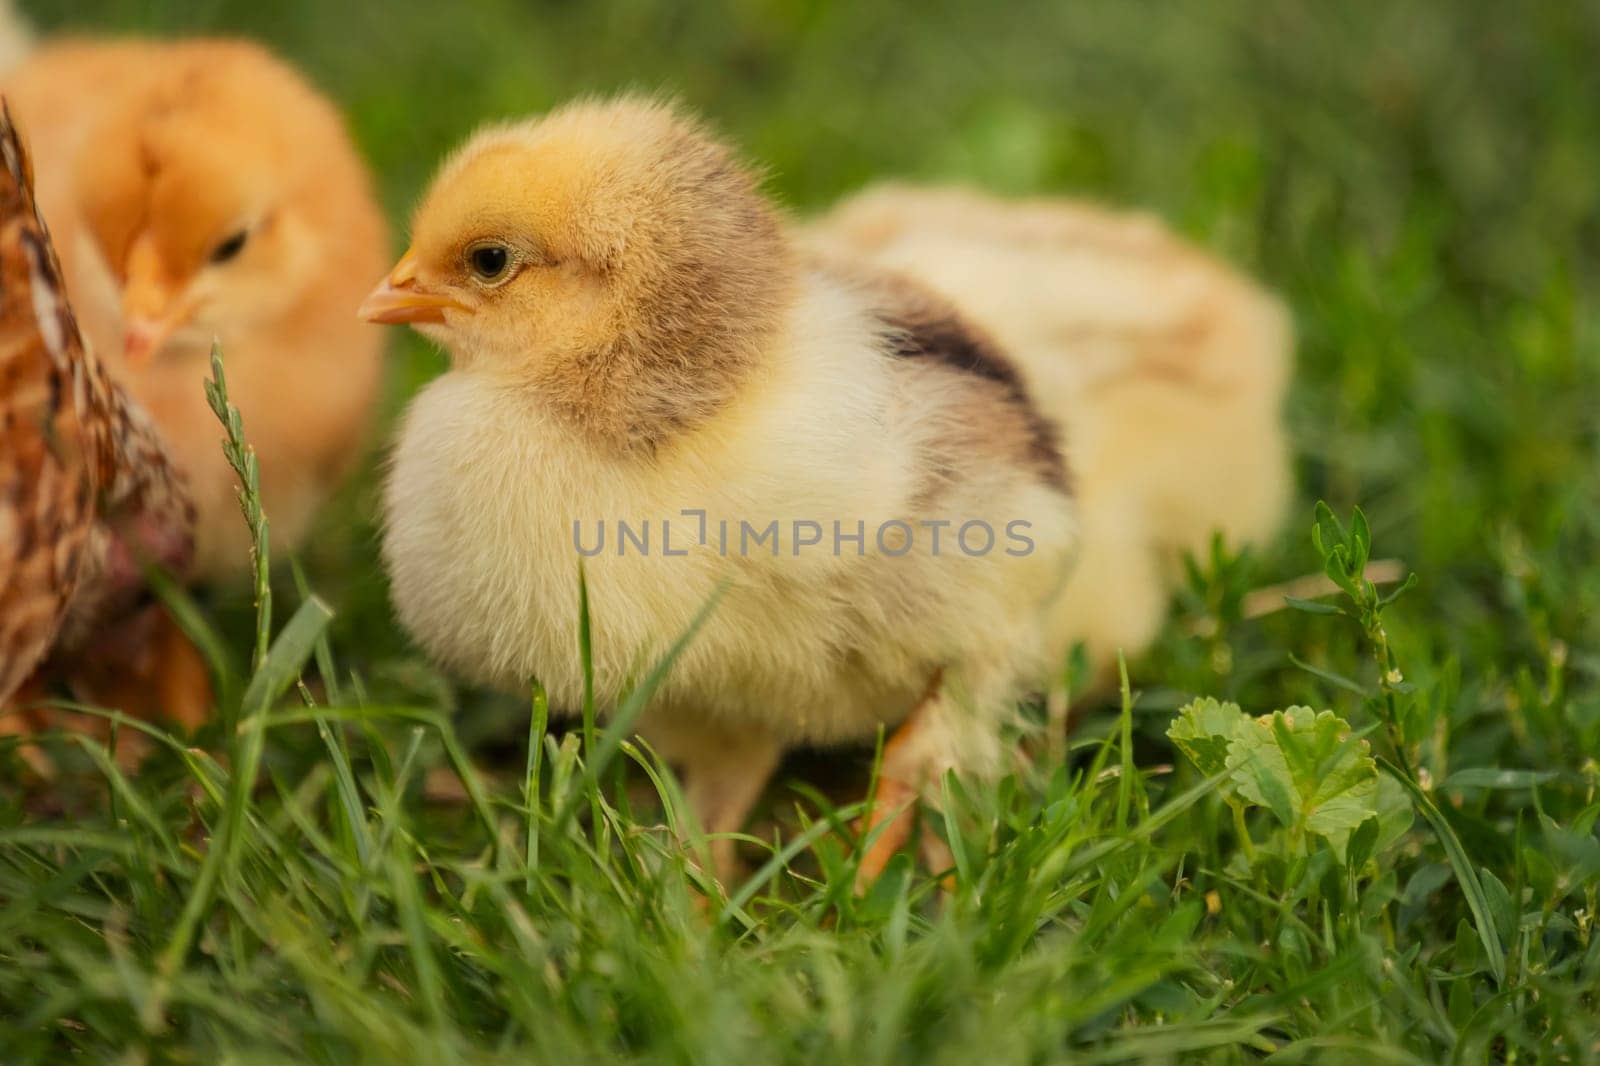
[855,669,947,892]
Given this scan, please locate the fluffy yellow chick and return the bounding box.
[809,185,1293,680]
[368,98,1078,880]
[2,37,387,578]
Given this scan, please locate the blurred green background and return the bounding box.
[25,0,1600,749]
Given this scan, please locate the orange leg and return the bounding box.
[855,669,945,891]
[855,766,919,890]
[683,737,782,886]
[641,715,784,889]
[146,608,213,732]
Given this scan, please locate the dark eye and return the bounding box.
[210,229,248,264]
[468,243,510,281]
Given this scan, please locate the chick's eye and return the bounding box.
[468,244,510,281]
[210,230,248,264]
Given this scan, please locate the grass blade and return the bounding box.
[155,596,332,998]
[1380,759,1506,986]
[524,677,549,891]
[553,584,725,833]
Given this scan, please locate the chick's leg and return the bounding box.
[856,669,949,890]
[686,743,782,885]
[644,715,782,884]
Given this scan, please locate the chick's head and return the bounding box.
[76,41,381,368]
[363,97,794,446]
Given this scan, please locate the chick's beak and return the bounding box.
[358,250,466,325]
[121,232,193,367]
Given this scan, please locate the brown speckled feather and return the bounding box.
[0,100,193,704]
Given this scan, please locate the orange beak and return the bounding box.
[358,249,467,325]
[121,231,195,367]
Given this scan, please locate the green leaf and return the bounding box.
[1374,773,1415,852]
[1282,596,1345,616]
[1226,707,1381,861]
[1312,501,1345,560]
[1349,506,1372,572]
[239,598,334,718]
[1440,768,1559,791]
[1167,698,1245,778]
[1479,867,1515,947]
[1286,654,1373,697]
[1377,572,1419,607]
[1169,698,1413,870]
[1536,808,1600,883]
[1346,817,1380,872]
[1522,847,1557,902]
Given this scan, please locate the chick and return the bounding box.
[368,98,1078,880]
[2,38,388,579]
[0,0,30,74]
[0,99,193,720]
[809,184,1293,680]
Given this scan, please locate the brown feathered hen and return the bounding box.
[0,101,194,725]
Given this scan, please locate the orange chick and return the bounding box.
[1,37,388,579]
[0,0,29,73]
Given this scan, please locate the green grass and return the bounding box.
[5,1,1600,1061]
